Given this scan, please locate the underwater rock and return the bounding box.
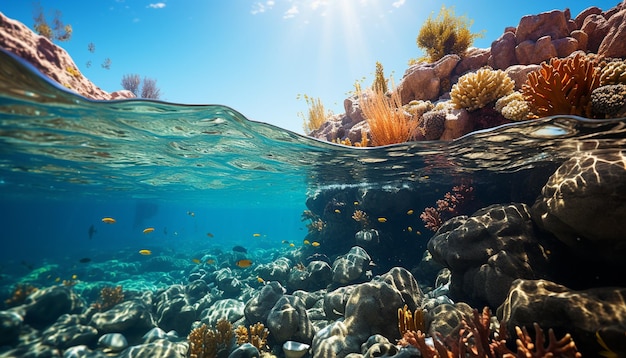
[244,281,286,324]
[22,285,83,327]
[155,284,196,335]
[0,310,22,346]
[255,257,292,283]
[531,150,626,267]
[331,246,371,285]
[42,314,98,349]
[118,339,187,358]
[201,298,245,327]
[215,268,244,296]
[229,342,261,358]
[98,332,128,353]
[63,344,106,358]
[267,295,315,344]
[89,299,156,335]
[425,302,474,338]
[186,279,209,301]
[499,278,626,356]
[288,260,332,292]
[313,267,422,358]
[427,203,552,308]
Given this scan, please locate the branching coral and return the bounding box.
[91,285,124,312]
[451,68,515,111]
[398,304,425,336]
[358,84,420,146]
[352,210,370,228]
[522,53,601,118]
[495,92,532,121]
[398,307,581,358]
[235,322,269,352]
[421,184,474,232]
[188,319,233,358]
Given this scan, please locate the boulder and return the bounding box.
[397,55,460,104]
[515,10,570,44]
[598,7,626,58]
[267,295,315,344]
[90,299,156,334]
[23,285,83,327]
[244,281,286,324]
[488,32,517,70]
[331,246,371,284]
[515,36,557,65]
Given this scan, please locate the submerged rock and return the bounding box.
[331,246,371,285]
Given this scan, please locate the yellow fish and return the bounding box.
[139,249,152,255]
[257,276,265,283]
[311,241,320,247]
[253,233,261,237]
[353,201,359,205]
[235,259,253,268]
[101,217,116,224]
[71,274,77,280]
[143,227,155,234]
[192,258,201,264]
[407,226,413,232]
[406,210,414,215]
[334,209,341,214]
[206,259,215,265]
[377,217,388,223]
[55,277,60,282]
[303,240,311,245]
[289,243,295,247]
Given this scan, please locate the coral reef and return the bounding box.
[188,319,233,358]
[235,322,269,352]
[450,68,515,111]
[495,91,532,121]
[418,110,447,140]
[591,83,626,117]
[599,59,626,85]
[420,184,473,232]
[4,283,38,308]
[91,285,124,312]
[522,53,601,118]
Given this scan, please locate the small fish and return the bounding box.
[101,217,116,224]
[192,258,201,264]
[416,231,422,235]
[407,226,413,232]
[353,201,359,205]
[139,249,152,255]
[206,232,214,238]
[232,245,247,253]
[143,227,155,234]
[406,210,414,215]
[79,257,92,263]
[281,240,290,245]
[252,233,261,237]
[377,217,388,223]
[289,243,295,247]
[257,276,265,283]
[55,277,61,282]
[334,209,341,214]
[71,274,77,280]
[303,240,311,245]
[235,259,253,268]
[187,211,195,217]
[311,241,320,247]
[206,259,215,265]
[88,224,97,239]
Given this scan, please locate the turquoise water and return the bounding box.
[2,46,626,275]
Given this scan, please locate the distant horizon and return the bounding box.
[0,1,620,133]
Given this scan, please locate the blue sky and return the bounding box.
[1,1,619,133]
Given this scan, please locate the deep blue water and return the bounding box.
[2,47,626,296]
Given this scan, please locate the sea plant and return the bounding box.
[372,61,389,94]
[416,5,483,63]
[522,53,601,118]
[4,283,38,308]
[357,83,420,146]
[298,94,332,134]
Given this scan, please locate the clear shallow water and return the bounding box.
[1,48,626,284]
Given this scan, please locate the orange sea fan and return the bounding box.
[522,53,601,118]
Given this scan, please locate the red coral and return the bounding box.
[421,184,474,232]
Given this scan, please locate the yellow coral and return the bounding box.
[450,68,514,111]
[599,60,626,86]
[188,319,233,358]
[397,304,425,336]
[235,322,269,352]
[522,53,601,118]
[495,92,531,121]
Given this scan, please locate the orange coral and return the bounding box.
[4,283,38,308]
[91,285,124,311]
[352,210,370,228]
[398,304,425,336]
[234,322,269,352]
[188,319,233,358]
[522,53,601,118]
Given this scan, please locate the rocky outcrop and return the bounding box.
[0,11,129,100]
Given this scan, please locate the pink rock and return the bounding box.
[488,31,517,70]
[505,64,541,90]
[454,47,490,76]
[598,8,626,58]
[397,54,460,104]
[439,109,473,141]
[553,37,579,58]
[581,14,610,53]
[515,36,557,65]
[347,121,370,144]
[515,10,570,45]
[343,96,365,125]
[110,90,136,100]
[570,30,588,51]
[574,6,603,29]
[0,12,116,100]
